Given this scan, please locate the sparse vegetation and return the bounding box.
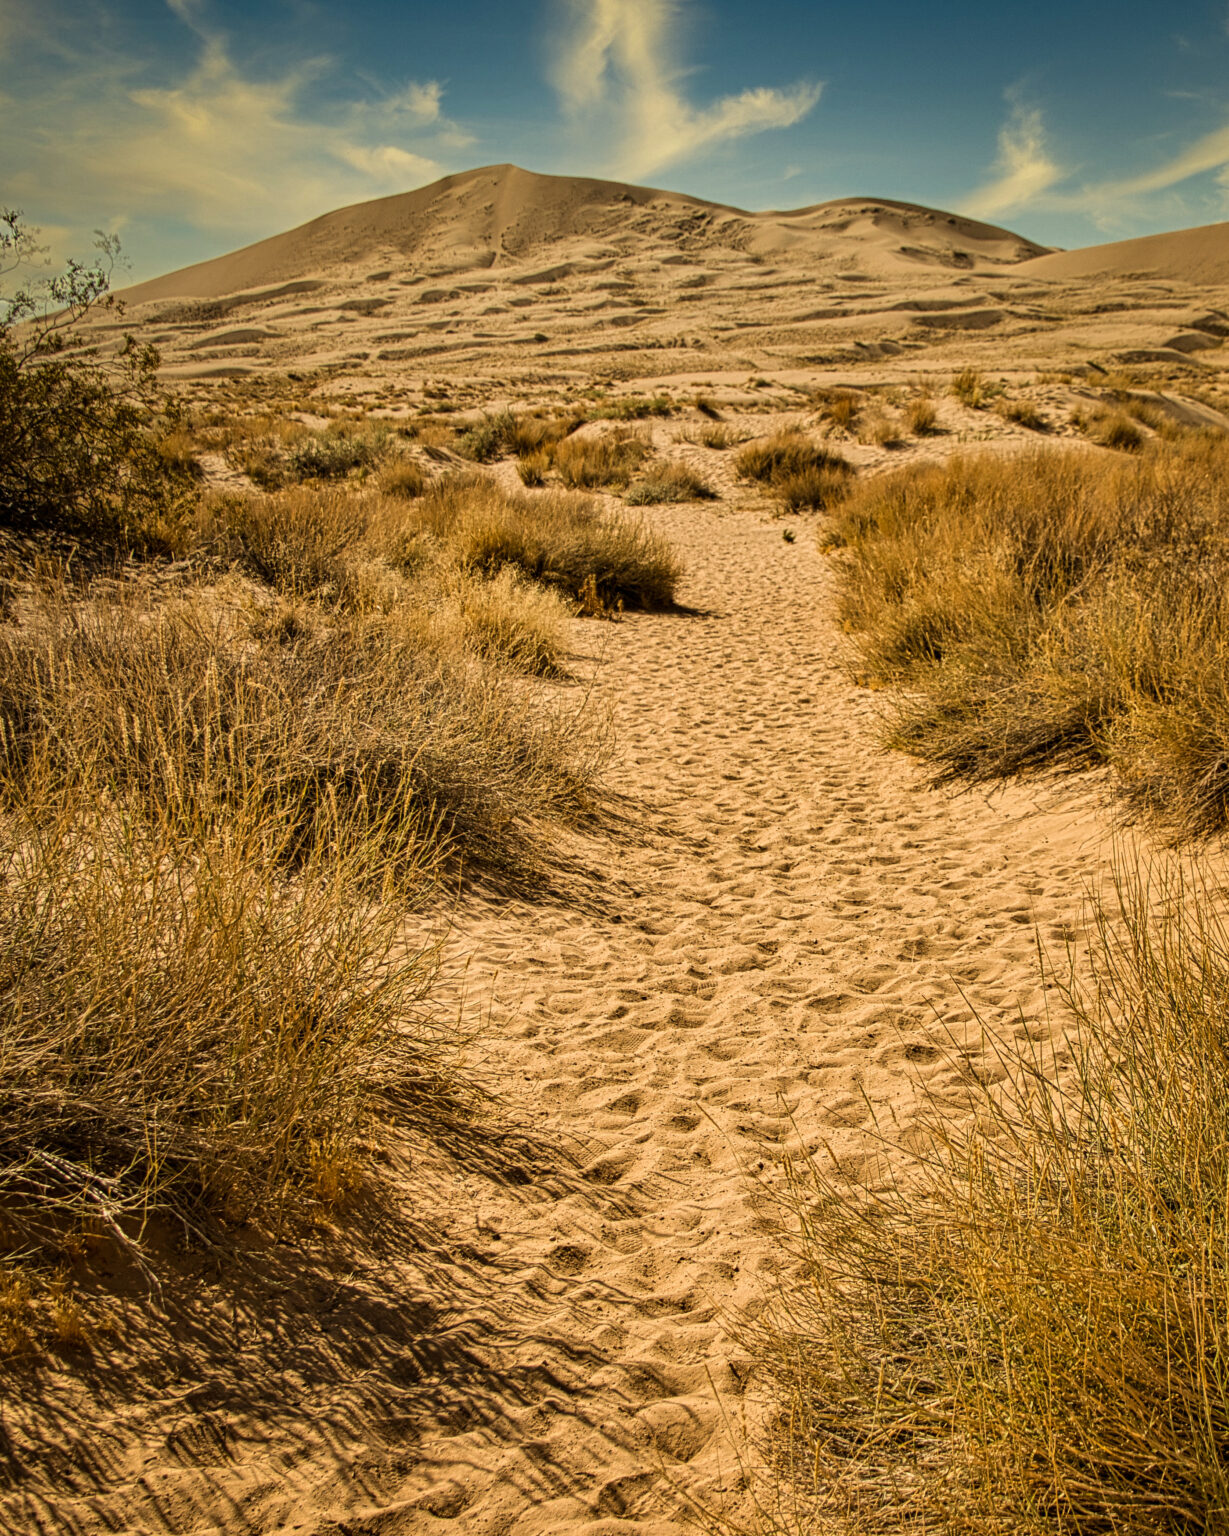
[552,428,652,490]
[998,397,1049,431]
[904,395,938,435]
[950,368,988,408]
[737,430,855,512]
[814,389,860,433]
[825,439,1229,834]
[625,461,715,504]
[409,473,681,609]
[755,862,1229,1535]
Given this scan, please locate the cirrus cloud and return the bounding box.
[551,0,821,180]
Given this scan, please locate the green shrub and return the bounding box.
[0,212,191,543]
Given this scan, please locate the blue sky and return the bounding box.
[6,0,1229,283]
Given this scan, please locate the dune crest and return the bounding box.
[1021,218,1229,285]
[118,163,1050,305]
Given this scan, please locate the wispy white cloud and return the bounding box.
[961,95,1064,220]
[0,0,468,272]
[1087,122,1229,200]
[551,0,820,180]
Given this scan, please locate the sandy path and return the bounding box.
[1,498,1117,1536]
[374,499,1114,1534]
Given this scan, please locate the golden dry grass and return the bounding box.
[737,430,855,513]
[752,861,1229,1535]
[824,438,1229,834]
[408,473,681,609]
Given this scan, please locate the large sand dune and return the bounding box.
[118,164,1049,305]
[1021,218,1229,285]
[94,166,1229,387]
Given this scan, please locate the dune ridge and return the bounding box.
[118,163,1050,305]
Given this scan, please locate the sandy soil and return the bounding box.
[2,488,1122,1534]
[11,163,1227,1533]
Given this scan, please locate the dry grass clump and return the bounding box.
[1088,410,1145,451]
[826,439,1229,834]
[737,431,855,512]
[409,474,681,609]
[698,423,742,449]
[814,389,860,433]
[210,487,367,596]
[418,567,572,677]
[217,420,387,489]
[552,429,652,490]
[950,368,988,408]
[588,394,674,421]
[997,397,1049,431]
[378,457,428,499]
[0,586,599,881]
[624,461,716,505]
[0,784,440,1255]
[859,409,903,448]
[904,395,938,435]
[754,864,1229,1535]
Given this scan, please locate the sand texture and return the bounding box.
[88,166,1229,391]
[12,164,1229,1534]
[2,489,1119,1534]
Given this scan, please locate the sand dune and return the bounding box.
[1021,218,1229,285]
[99,166,1229,387]
[118,164,1049,305]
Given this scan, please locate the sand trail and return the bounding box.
[377,499,1114,1533]
[1,498,1116,1536]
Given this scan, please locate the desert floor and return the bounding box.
[4,477,1129,1536]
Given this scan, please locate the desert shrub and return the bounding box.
[378,456,428,499]
[950,368,992,408]
[904,395,938,435]
[423,567,571,676]
[737,431,852,486]
[410,474,681,609]
[737,431,855,511]
[624,461,716,504]
[215,487,367,595]
[827,439,1229,833]
[517,449,550,487]
[287,427,384,481]
[0,588,600,880]
[754,865,1229,1535]
[552,429,652,490]
[0,786,440,1250]
[775,466,853,514]
[0,213,192,543]
[998,397,1049,431]
[1089,410,1145,451]
[698,423,741,449]
[859,409,902,448]
[456,416,505,463]
[815,389,860,432]
[589,394,674,420]
[502,410,582,457]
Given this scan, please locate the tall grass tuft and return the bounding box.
[738,431,855,513]
[409,474,681,609]
[0,782,440,1251]
[753,863,1229,1535]
[825,439,1229,835]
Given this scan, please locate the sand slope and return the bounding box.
[1021,219,1229,285]
[117,164,1049,305]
